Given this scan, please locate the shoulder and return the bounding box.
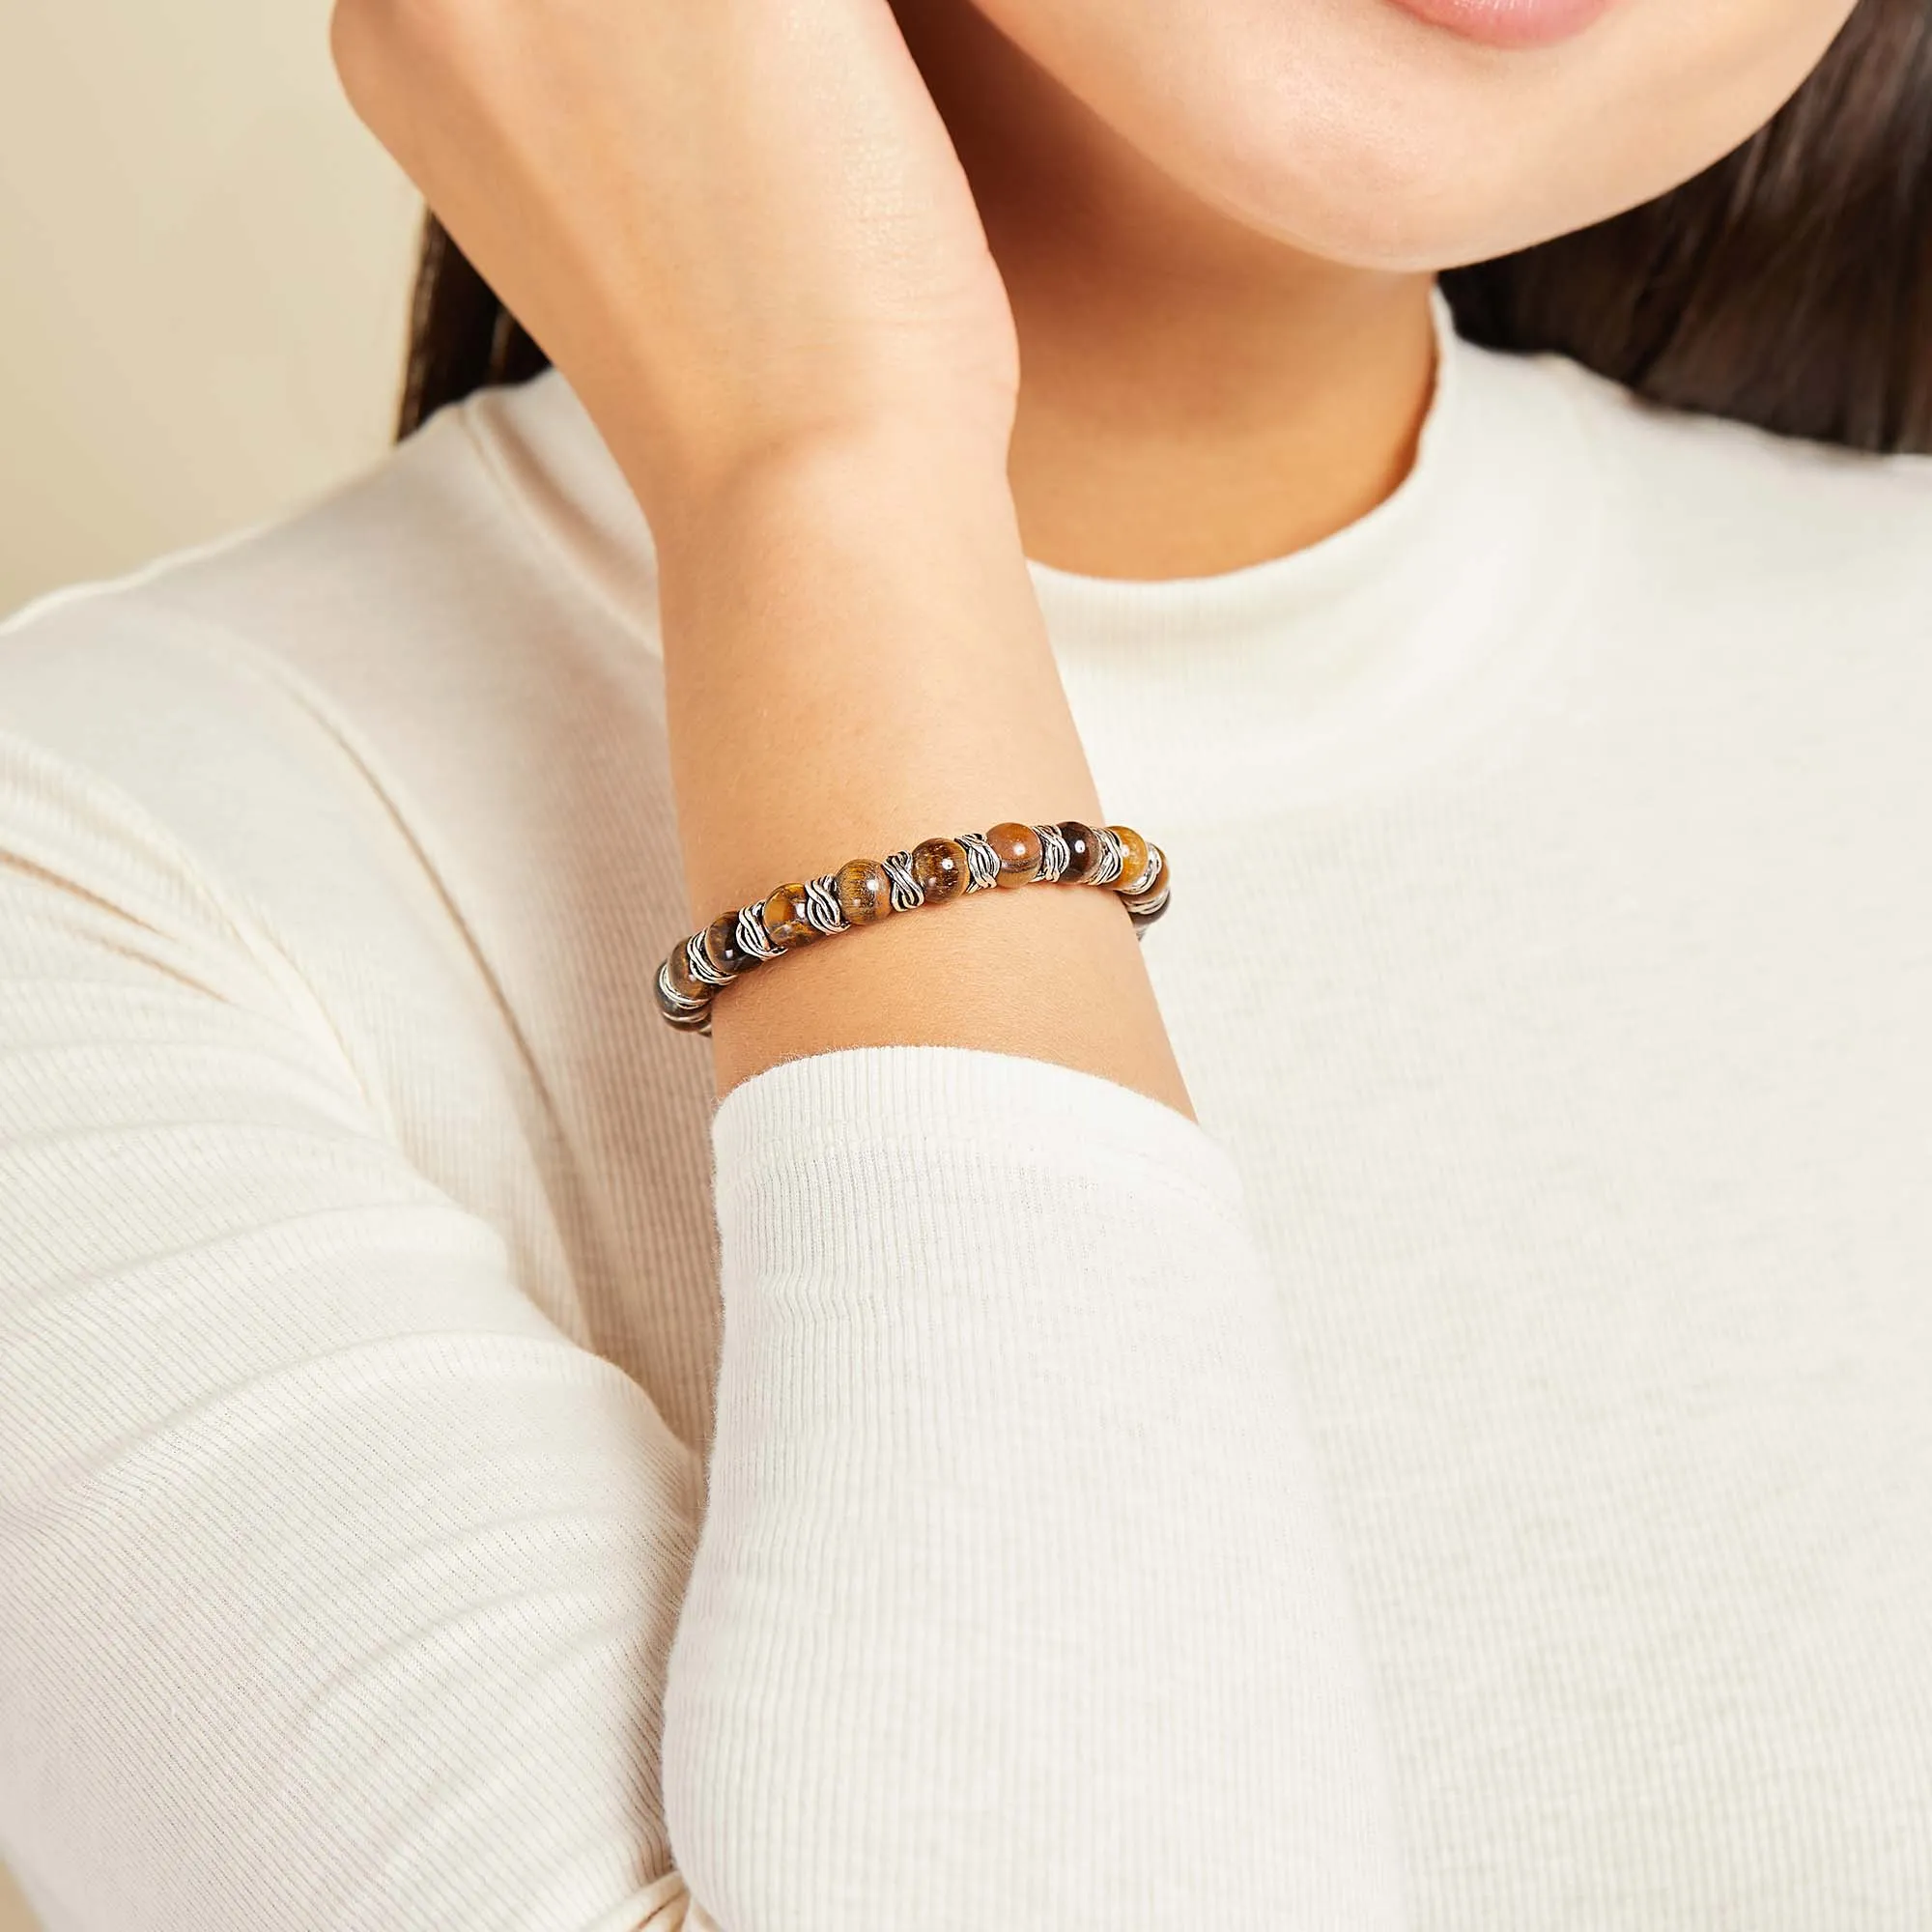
[0,379,631,752]
[0,371,680,1020]
[0,412,468,935]
[0,377,668,931]
[1477,341,1932,632]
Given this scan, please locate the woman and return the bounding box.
[1,0,1927,1923]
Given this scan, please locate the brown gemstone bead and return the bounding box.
[656,966,710,1028]
[665,945,711,1005]
[836,857,894,926]
[1110,825,1151,895]
[910,837,968,905]
[761,882,820,950]
[1056,820,1099,883]
[703,914,756,980]
[985,821,1043,888]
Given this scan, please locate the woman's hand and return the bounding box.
[330,0,1019,522]
[332,0,1188,1117]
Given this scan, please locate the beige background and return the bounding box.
[0,0,420,621]
[0,3,420,1923]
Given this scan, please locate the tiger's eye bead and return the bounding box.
[985,821,1043,888]
[1056,820,1099,883]
[910,837,968,905]
[703,914,756,980]
[1110,825,1151,896]
[836,857,894,926]
[761,882,820,950]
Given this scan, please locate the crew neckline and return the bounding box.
[468,286,1603,822]
[1024,288,1467,647]
[1017,294,1603,820]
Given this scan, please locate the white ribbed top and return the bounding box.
[3,298,1931,1930]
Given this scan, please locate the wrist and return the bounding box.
[648,414,1054,838]
[639,401,1017,567]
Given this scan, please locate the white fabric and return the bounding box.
[2,295,1930,1930]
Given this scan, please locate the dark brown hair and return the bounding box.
[397,0,1932,453]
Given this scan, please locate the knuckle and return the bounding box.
[327,0,393,103]
[328,0,464,91]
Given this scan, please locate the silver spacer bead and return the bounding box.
[685,931,732,988]
[880,848,925,913]
[1031,822,1071,882]
[803,874,848,935]
[656,956,711,1017]
[956,830,1003,894]
[1119,839,1162,899]
[1089,825,1127,888]
[735,903,781,962]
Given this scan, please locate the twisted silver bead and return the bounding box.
[1089,825,1127,888]
[735,903,781,961]
[880,848,925,912]
[685,932,732,989]
[803,873,848,935]
[1121,840,1162,899]
[956,830,1003,893]
[656,958,710,1018]
[1125,885,1170,944]
[1031,822,1071,882]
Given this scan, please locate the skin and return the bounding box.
[330,0,1861,1122]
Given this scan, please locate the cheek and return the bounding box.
[973,0,1861,269]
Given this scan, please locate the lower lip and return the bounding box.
[1381,0,1617,48]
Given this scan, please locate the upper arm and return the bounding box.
[0,726,701,1931]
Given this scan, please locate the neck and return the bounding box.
[895,0,1437,581]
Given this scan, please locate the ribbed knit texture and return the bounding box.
[3,297,1930,1929]
[671,1049,1397,1925]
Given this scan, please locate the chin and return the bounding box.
[975,0,1860,269]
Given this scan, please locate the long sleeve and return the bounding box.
[666,1049,1407,1927]
[1,715,1405,1928]
[0,727,702,1931]
[10,327,1932,1929]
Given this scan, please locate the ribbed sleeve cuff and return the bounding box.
[669,1044,1404,1928]
[712,1042,1247,1221]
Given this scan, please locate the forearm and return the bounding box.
[328,9,1401,1917]
[639,432,1403,1927]
[641,423,1190,1114]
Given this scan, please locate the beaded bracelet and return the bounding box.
[655,819,1171,1034]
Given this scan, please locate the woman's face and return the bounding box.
[966,0,1861,266]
